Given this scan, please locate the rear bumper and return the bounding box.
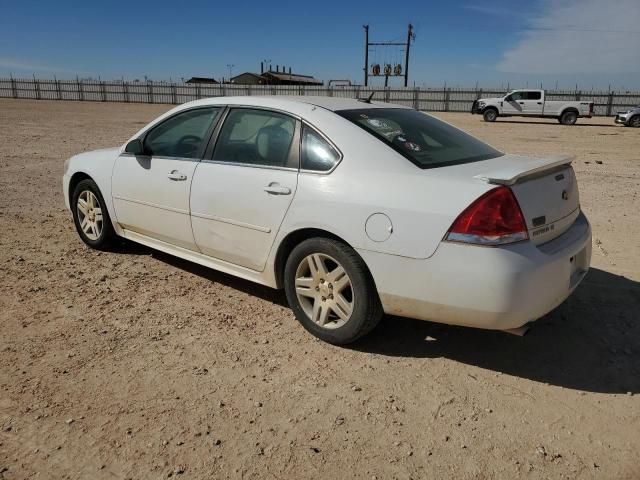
[359,212,592,331]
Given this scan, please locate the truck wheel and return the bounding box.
[560,110,578,125]
[629,115,640,128]
[483,109,498,122]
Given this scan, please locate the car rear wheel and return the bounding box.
[560,110,578,125]
[483,109,498,122]
[71,179,116,250]
[629,115,640,128]
[284,238,383,345]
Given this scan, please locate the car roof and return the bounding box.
[179,95,410,113]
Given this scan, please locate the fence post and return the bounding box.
[34,76,41,100]
[575,89,581,101]
[444,88,450,112]
[385,87,390,103]
[413,87,419,110]
[606,91,614,116]
[101,81,107,102]
[56,79,62,100]
[10,75,17,98]
[78,78,84,101]
[148,81,154,103]
[171,83,177,104]
[124,81,130,103]
[196,84,201,100]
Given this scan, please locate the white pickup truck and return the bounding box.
[472,89,594,125]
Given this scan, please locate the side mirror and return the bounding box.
[125,138,145,155]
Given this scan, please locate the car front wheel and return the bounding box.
[629,115,640,128]
[284,238,383,345]
[71,178,116,250]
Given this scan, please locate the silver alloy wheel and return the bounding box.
[76,190,103,241]
[294,253,354,329]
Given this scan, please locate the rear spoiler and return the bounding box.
[474,155,574,186]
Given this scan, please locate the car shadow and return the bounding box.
[494,119,619,128]
[352,267,640,394]
[115,239,638,394]
[114,240,289,308]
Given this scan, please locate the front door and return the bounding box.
[503,91,524,115]
[190,108,299,271]
[112,107,221,250]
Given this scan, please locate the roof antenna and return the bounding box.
[358,91,375,103]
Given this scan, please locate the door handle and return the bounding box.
[519,102,525,105]
[537,102,543,105]
[264,183,291,195]
[167,170,187,181]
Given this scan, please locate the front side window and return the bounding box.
[301,126,340,171]
[144,108,220,159]
[337,108,502,169]
[506,91,524,101]
[213,109,296,168]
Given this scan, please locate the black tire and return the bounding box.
[71,178,116,250]
[284,238,383,345]
[560,110,578,125]
[483,108,498,122]
[628,115,640,128]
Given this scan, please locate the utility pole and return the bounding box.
[404,23,413,88]
[363,25,369,87]
[226,64,235,80]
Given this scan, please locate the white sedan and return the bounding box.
[63,96,591,344]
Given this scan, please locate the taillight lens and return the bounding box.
[446,186,528,246]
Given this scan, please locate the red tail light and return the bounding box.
[446,186,528,245]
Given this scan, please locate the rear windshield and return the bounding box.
[337,108,502,169]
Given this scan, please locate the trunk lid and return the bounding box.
[473,154,580,245]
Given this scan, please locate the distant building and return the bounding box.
[185,77,219,84]
[261,70,323,86]
[230,72,266,85]
[229,65,322,86]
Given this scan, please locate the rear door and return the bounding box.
[112,107,221,250]
[190,108,299,271]
[522,91,544,115]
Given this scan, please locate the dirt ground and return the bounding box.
[1,99,639,480]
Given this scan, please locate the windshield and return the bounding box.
[337,108,502,169]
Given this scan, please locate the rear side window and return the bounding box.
[524,91,541,100]
[144,107,220,159]
[213,109,296,168]
[301,126,340,171]
[337,108,502,169]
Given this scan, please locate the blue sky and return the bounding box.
[1,0,639,89]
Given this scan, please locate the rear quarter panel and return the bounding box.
[279,109,493,259]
